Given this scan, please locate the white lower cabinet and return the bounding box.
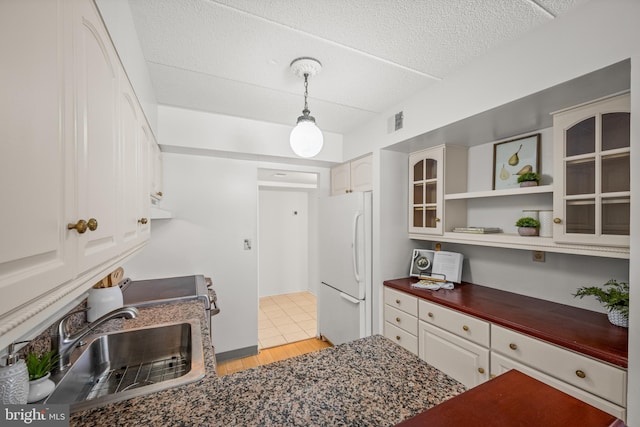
[383,287,627,421]
[491,352,625,420]
[491,324,626,419]
[418,321,489,388]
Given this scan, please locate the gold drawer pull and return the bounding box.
[478,367,485,374]
[87,218,98,231]
[462,325,469,331]
[490,374,497,379]
[395,336,401,341]
[553,218,562,224]
[395,299,401,304]
[395,317,401,323]
[576,370,586,379]
[138,217,148,225]
[509,343,518,350]
[428,312,434,318]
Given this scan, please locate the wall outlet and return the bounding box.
[532,250,545,262]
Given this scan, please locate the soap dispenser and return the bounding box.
[0,343,29,404]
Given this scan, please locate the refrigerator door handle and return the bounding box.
[352,211,363,283]
[339,292,360,304]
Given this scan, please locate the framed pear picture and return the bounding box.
[493,133,540,190]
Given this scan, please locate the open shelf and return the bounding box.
[409,231,629,259]
[445,185,554,200]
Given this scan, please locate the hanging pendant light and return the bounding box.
[289,57,323,158]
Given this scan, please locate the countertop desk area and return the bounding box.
[396,369,625,427]
[384,278,628,367]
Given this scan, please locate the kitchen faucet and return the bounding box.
[52,306,139,372]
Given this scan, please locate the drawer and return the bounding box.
[418,300,490,347]
[384,322,418,355]
[384,304,418,335]
[491,324,627,406]
[491,352,626,421]
[384,287,418,317]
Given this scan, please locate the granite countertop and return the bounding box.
[384,278,628,367]
[71,301,465,427]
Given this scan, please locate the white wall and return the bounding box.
[122,153,259,354]
[258,190,309,297]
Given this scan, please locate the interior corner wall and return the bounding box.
[258,190,309,297]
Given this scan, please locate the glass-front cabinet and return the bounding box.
[409,146,444,235]
[552,93,630,246]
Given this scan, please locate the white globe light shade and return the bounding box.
[289,120,323,158]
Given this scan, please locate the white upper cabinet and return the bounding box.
[73,0,121,273]
[0,0,154,348]
[409,145,467,236]
[330,154,372,195]
[0,0,76,317]
[552,93,630,247]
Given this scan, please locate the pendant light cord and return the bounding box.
[303,73,310,114]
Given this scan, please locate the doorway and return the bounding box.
[257,169,319,349]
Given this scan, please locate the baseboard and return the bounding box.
[215,345,259,362]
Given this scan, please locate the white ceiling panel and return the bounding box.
[126,0,590,135]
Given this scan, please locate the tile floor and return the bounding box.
[258,291,317,349]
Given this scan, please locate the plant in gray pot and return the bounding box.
[574,280,629,328]
[515,217,540,236]
[517,172,540,187]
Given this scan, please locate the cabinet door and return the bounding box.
[553,94,630,246]
[418,321,489,388]
[150,141,163,201]
[330,162,351,195]
[73,0,120,272]
[409,147,444,235]
[0,0,75,317]
[137,123,152,240]
[350,155,373,192]
[119,82,141,249]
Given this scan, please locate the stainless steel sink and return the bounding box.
[46,321,205,412]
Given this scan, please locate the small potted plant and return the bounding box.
[25,350,58,402]
[517,172,541,187]
[515,217,540,236]
[574,280,629,328]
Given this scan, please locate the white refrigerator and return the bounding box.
[318,192,372,345]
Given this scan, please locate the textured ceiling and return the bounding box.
[128,0,588,134]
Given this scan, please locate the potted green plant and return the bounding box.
[574,280,629,328]
[515,217,540,236]
[25,350,58,402]
[517,172,541,187]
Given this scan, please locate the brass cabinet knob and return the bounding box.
[67,219,88,234]
[395,317,401,323]
[395,299,401,304]
[478,367,485,374]
[575,370,586,379]
[138,218,148,225]
[490,374,497,379]
[395,336,401,341]
[87,218,98,231]
[435,218,441,222]
[428,312,434,318]
[509,343,518,350]
[553,218,562,224]
[462,325,469,331]
[156,191,163,197]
